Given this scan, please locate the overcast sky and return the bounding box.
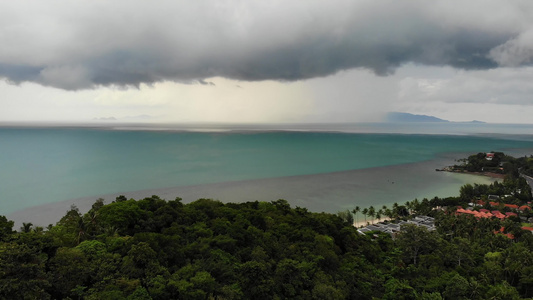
[2,0,533,123]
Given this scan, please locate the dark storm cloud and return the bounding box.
[0,0,531,90]
[198,80,215,86]
[0,64,42,83]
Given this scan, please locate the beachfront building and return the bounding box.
[357,215,435,237]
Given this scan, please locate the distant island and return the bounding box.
[386,112,485,123]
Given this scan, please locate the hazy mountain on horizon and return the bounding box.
[386,112,486,123]
[386,112,449,123]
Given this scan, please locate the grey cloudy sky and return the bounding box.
[2,0,533,123]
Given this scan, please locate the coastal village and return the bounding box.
[355,199,533,240]
[355,151,533,240]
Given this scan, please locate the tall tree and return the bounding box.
[352,206,360,225]
[20,222,33,233]
[368,206,376,224]
[396,224,440,266]
[0,216,14,241]
[392,202,401,219]
[376,209,383,223]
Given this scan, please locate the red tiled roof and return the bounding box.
[491,211,506,219]
[494,227,515,239]
[521,226,533,231]
[483,201,520,209]
[456,207,518,220]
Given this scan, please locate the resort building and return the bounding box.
[357,215,435,237]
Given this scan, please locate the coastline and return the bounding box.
[441,170,506,179]
[7,154,498,229]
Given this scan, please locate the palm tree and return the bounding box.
[381,205,389,220]
[405,201,412,215]
[104,225,119,237]
[77,218,87,245]
[385,208,393,220]
[352,206,360,225]
[362,208,369,224]
[20,222,33,233]
[376,209,383,222]
[84,210,99,236]
[412,198,420,215]
[368,206,376,224]
[392,202,400,219]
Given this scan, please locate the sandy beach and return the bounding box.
[353,217,392,228]
[6,154,498,229]
[442,170,506,179]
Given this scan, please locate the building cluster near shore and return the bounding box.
[357,215,435,237]
[356,198,533,239]
[456,199,531,221]
[456,207,518,219]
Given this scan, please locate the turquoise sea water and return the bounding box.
[1,123,533,215]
